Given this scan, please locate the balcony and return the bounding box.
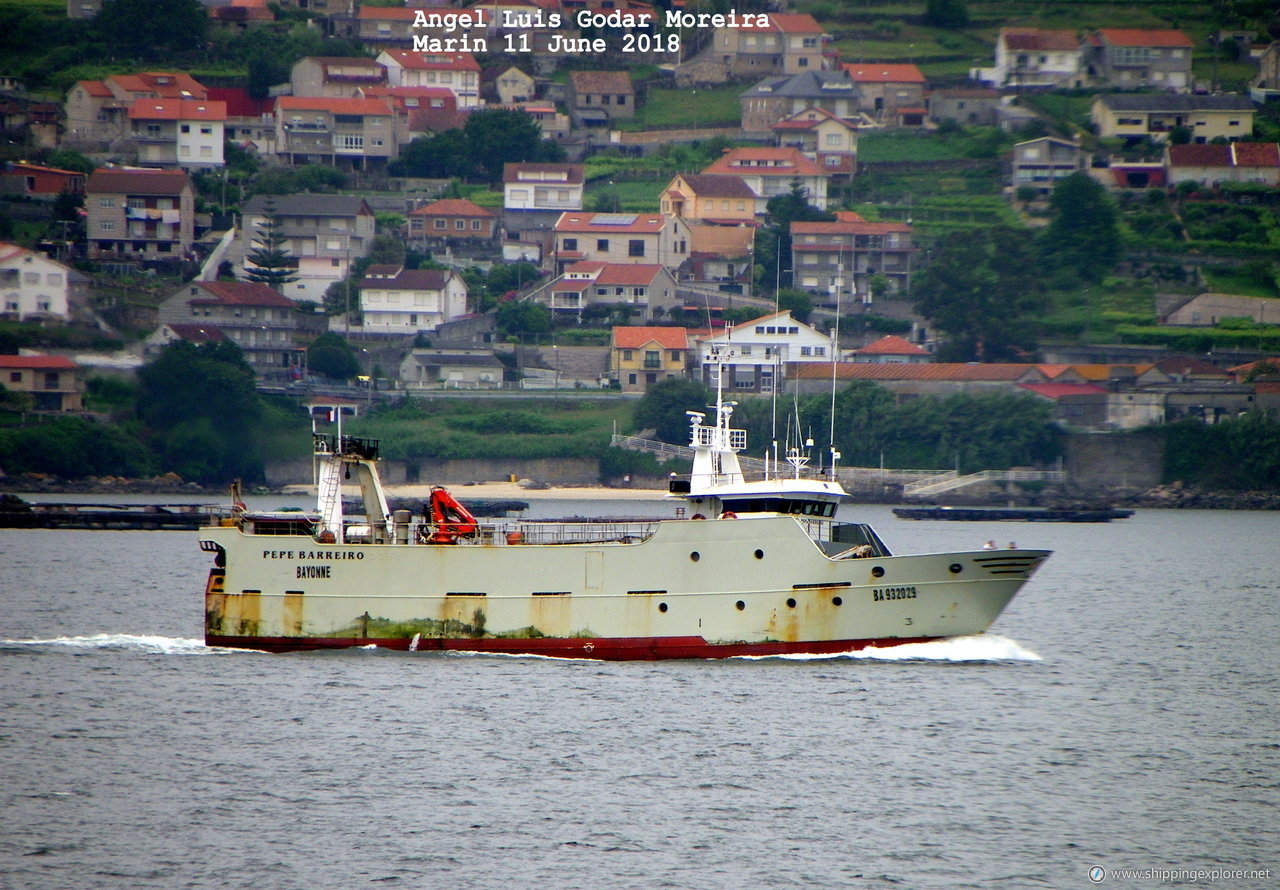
[284,122,330,132]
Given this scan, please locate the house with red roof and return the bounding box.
[85,168,194,262]
[972,28,1084,89]
[770,107,859,178]
[850,335,929,364]
[357,265,469,335]
[701,147,829,209]
[715,12,830,77]
[533,261,678,320]
[553,212,689,275]
[695,309,832,393]
[407,198,498,245]
[128,99,227,169]
[155,280,303,375]
[739,70,862,137]
[791,211,915,301]
[1085,28,1194,91]
[1166,142,1280,187]
[0,162,86,200]
[66,72,208,143]
[0,354,84,412]
[660,173,759,224]
[377,50,482,109]
[842,62,926,123]
[0,243,82,322]
[273,96,398,170]
[610,325,690,391]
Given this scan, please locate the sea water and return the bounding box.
[1,504,1277,888]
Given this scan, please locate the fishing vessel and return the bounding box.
[199,357,1050,659]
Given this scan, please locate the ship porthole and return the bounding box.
[658,602,669,613]
[690,551,700,562]
[735,600,745,611]
[949,563,963,574]
[871,566,885,578]
[754,549,764,559]
[832,596,843,606]
[786,598,797,609]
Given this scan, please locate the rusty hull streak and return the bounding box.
[282,591,304,637]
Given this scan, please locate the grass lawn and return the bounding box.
[623,84,741,131]
[586,180,664,213]
[1202,268,1280,299]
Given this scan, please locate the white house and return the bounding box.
[696,309,833,393]
[0,243,77,322]
[357,265,468,334]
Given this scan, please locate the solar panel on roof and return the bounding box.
[592,214,638,225]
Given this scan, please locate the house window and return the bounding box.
[180,124,190,133]
[628,240,644,257]
[434,219,447,229]
[455,219,466,230]
[99,221,115,231]
[669,350,681,362]
[471,220,481,231]
[597,239,609,251]
[623,350,633,360]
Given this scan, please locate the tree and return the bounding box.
[136,341,265,483]
[912,226,1047,362]
[244,198,299,288]
[1039,172,1122,284]
[634,378,711,445]
[463,109,566,184]
[307,332,361,380]
[94,0,207,57]
[775,288,814,323]
[496,300,552,340]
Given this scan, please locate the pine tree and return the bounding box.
[244,199,298,288]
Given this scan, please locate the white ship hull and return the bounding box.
[201,514,1047,659]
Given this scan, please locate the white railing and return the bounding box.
[904,469,1067,497]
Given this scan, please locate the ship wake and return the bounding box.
[0,634,257,655]
[747,634,1042,663]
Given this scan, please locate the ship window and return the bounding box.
[949,563,963,574]
[871,566,885,578]
[786,598,797,608]
[832,596,843,606]
[754,549,764,559]
[735,600,745,610]
[658,602,669,612]
[446,591,488,596]
[689,551,700,562]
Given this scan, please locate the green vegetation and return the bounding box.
[341,398,634,464]
[619,84,743,132]
[1164,415,1280,490]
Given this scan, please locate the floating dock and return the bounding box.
[893,506,1134,522]
[0,499,223,530]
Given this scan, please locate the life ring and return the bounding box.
[691,513,706,520]
[719,511,738,519]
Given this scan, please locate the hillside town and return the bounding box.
[2,0,1280,493]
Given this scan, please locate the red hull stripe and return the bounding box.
[205,634,942,660]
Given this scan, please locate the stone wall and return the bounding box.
[1064,429,1165,490]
